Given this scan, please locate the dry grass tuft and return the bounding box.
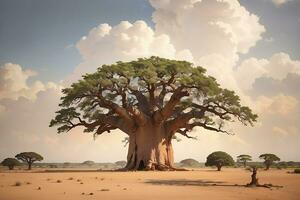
[14,181,22,186]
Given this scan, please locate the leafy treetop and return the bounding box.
[205,151,235,167]
[1,158,20,167]
[15,152,43,163]
[237,154,252,161]
[259,154,280,162]
[50,57,257,139]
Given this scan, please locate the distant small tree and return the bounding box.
[180,158,200,167]
[259,154,280,170]
[237,154,252,168]
[82,160,95,166]
[1,158,21,170]
[115,161,127,167]
[15,152,43,170]
[205,151,234,171]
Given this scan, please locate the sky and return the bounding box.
[0,0,300,163]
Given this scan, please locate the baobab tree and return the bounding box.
[259,153,280,170]
[50,57,257,171]
[237,154,252,167]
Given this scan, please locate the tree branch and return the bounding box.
[154,86,189,123]
[176,129,197,140]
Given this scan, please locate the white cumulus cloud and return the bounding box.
[235,52,300,91]
[0,63,62,101]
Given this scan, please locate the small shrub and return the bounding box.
[68,177,73,180]
[26,182,31,185]
[180,158,200,167]
[89,192,94,195]
[294,169,300,173]
[15,181,22,186]
[100,189,110,191]
[57,180,62,183]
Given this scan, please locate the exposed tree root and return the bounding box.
[116,164,188,172]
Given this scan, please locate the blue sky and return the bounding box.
[0,0,154,82]
[240,0,300,61]
[1,0,300,82]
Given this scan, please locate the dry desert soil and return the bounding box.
[0,168,299,200]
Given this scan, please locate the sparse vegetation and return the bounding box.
[205,151,234,171]
[237,155,252,168]
[259,154,280,170]
[57,180,62,183]
[1,158,21,170]
[82,160,95,166]
[15,152,43,170]
[14,181,22,186]
[115,161,127,167]
[180,158,200,168]
[294,169,300,173]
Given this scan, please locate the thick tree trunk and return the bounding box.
[8,165,14,170]
[125,123,174,171]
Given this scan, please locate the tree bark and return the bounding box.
[28,162,32,170]
[247,166,259,186]
[124,122,174,171]
[217,163,222,171]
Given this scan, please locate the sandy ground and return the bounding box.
[0,168,299,200]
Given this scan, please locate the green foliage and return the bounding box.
[15,152,43,169]
[15,152,43,162]
[237,154,252,167]
[50,57,257,137]
[82,160,95,166]
[205,151,235,168]
[180,158,200,167]
[259,153,280,168]
[237,154,252,162]
[1,158,21,170]
[115,161,127,167]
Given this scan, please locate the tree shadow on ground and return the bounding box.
[145,179,245,187]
